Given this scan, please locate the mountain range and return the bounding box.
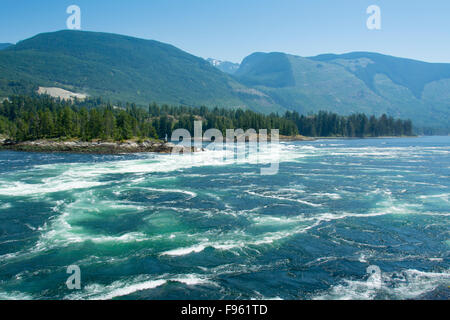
[0,30,449,130]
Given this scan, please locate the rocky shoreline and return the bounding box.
[0,139,200,154]
[0,133,314,155]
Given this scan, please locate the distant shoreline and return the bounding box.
[0,135,421,155]
[310,135,419,140]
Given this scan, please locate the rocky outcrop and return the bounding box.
[0,139,201,154]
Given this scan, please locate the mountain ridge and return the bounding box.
[310,51,450,98]
[0,30,275,111]
[0,30,449,130]
[233,51,450,129]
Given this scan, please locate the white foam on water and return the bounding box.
[35,226,150,251]
[310,192,342,200]
[24,223,37,231]
[304,256,340,267]
[421,211,450,217]
[171,274,218,286]
[12,199,151,256]
[76,143,301,176]
[0,143,309,199]
[429,258,444,262]
[140,187,197,199]
[323,145,443,161]
[313,269,450,300]
[370,196,450,217]
[277,187,306,194]
[160,220,322,257]
[159,203,409,258]
[419,193,450,203]
[0,291,34,300]
[199,260,290,281]
[67,279,168,300]
[0,179,107,196]
[252,216,304,226]
[0,202,11,209]
[65,273,215,300]
[162,244,207,256]
[366,187,433,216]
[2,139,449,299]
[246,190,322,207]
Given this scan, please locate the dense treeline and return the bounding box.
[285,110,413,138]
[0,96,413,142]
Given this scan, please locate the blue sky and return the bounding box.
[1,0,449,63]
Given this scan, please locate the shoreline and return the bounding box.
[0,135,421,154]
[0,139,198,154]
[0,134,314,155]
[311,135,418,140]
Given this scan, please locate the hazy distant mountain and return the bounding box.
[207,58,240,74]
[311,52,450,99]
[0,30,273,110]
[0,43,13,50]
[234,52,450,129]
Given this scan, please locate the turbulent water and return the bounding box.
[0,136,448,300]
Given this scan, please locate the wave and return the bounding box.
[310,192,342,200]
[139,187,197,199]
[419,193,450,203]
[0,179,107,196]
[162,244,207,256]
[0,144,306,198]
[245,190,321,207]
[0,202,11,209]
[64,273,216,300]
[160,220,322,257]
[1,139,449,300]
[0,291,34,300]
[312,269,450,300]
[155,200,426,258]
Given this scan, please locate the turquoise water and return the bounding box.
[0,136,448,300]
